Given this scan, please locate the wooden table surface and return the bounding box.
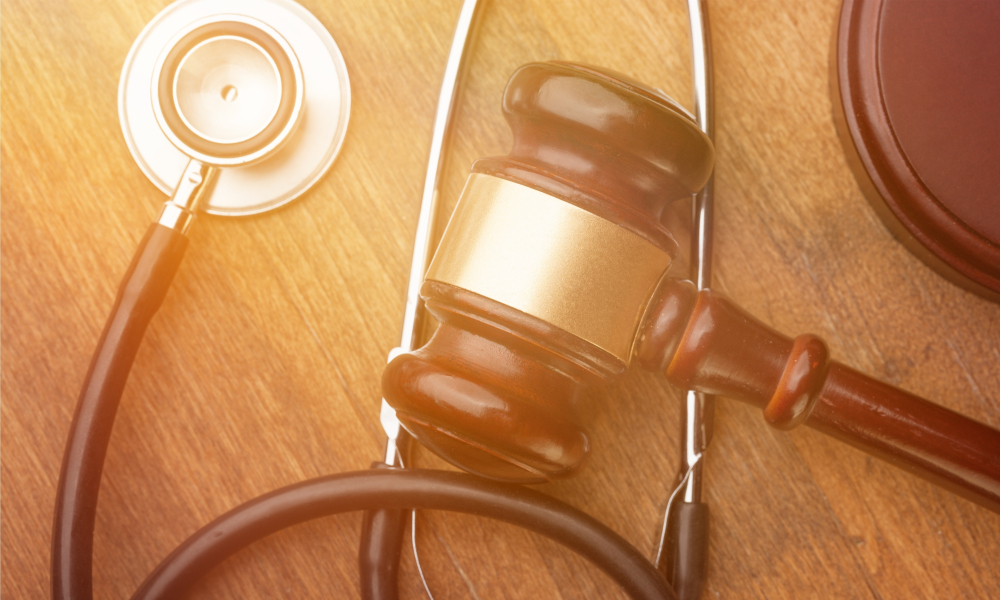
[3,0,999,598]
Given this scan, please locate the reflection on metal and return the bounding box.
[119,0,350,215]
[655,0,716,591]
[679,0,716,509]
[380,5,485,598]
[380,0,485,465]
[157,160,219,234]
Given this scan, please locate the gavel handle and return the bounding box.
[637,279,1000,513]
[809,364,1000,510]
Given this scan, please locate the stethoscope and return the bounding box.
[371,1,717,598]
[117,0,350,217]
[51,1,716,599]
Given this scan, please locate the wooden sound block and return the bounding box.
[832,0,1000,302]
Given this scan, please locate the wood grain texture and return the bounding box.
[2,1,998,599]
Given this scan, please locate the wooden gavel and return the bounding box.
[382,61,1000,512]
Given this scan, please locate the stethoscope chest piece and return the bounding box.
[119,0,350,216]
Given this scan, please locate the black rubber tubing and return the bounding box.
[659,502,710,600]
[129,469,676,600]
[51,224,189,600]
[359,463,407,600]
[50,222,676,600]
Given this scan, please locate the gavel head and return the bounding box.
[382,62,714,483]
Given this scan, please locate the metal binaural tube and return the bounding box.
[689,0,714,292]
[681,0,716,505]
[365,5,486,598]
[380,0,485,466]
[398,0,484,355]
[656,0,715,598]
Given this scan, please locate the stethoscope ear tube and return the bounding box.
[51,224,189,600]
[656,1,714,598]
[362,0,486,597]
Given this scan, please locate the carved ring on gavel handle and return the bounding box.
[636,278,1000,513]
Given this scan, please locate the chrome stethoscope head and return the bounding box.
[119,0,350,216]
[151,15,303,168]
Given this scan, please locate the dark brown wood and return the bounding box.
[386,57,1000,505]
[481,61,714,253]
[637,278,1000,512]
[832,0,1000,301]
[384,282,597,483]
[382,62,714,483]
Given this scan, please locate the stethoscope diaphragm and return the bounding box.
[119,0,350,216]
[152,15,304,167]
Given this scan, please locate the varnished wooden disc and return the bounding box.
[832,0,1000,302]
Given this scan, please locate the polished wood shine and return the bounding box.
[637,279,1000,512]
[3,1,999,599]
[832,0,1000,301]
[383,62,713,483]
